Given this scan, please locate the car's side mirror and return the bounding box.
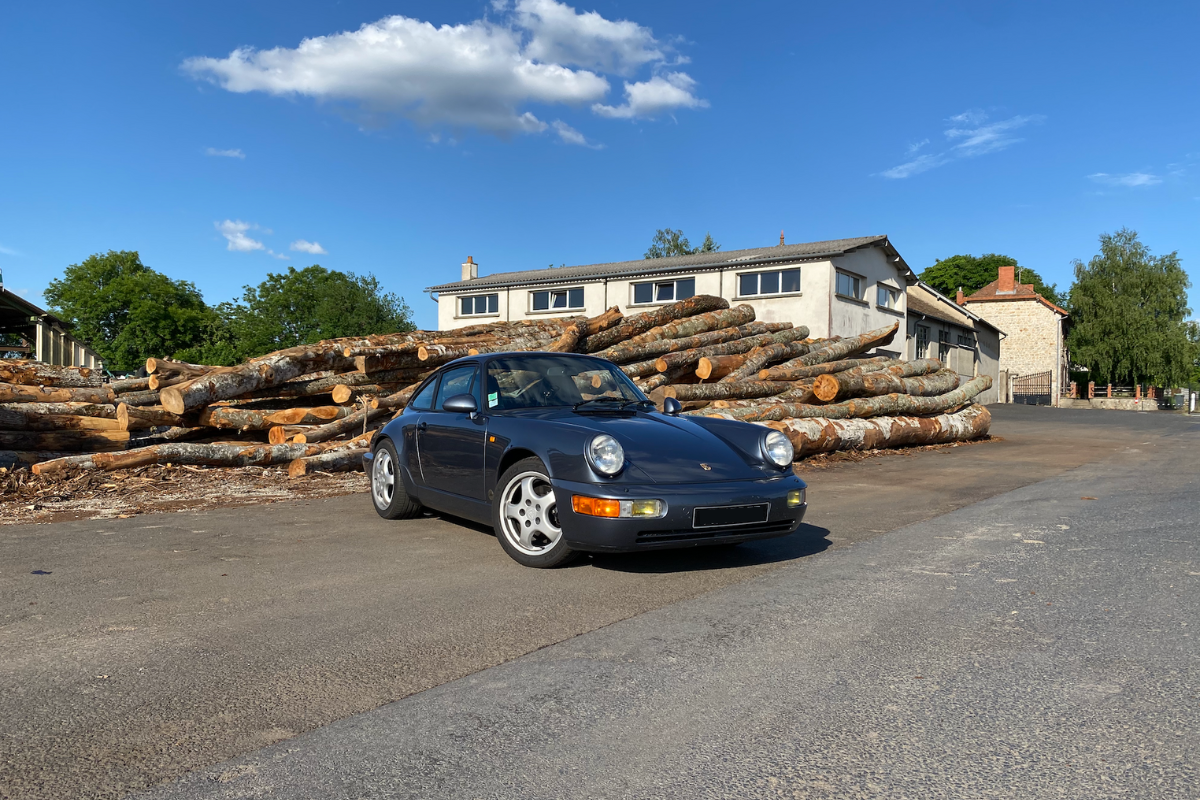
[663,397,683,416]
[442,393,479,415]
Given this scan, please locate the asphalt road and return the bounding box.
[1,406,1196,799]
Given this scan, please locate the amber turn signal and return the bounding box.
[572,495,621,518]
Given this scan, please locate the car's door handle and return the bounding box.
[417,422,427,431]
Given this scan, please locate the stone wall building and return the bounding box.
[960,265,1068,405]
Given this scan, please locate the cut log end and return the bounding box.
[331,385,354,404]
[812,373,840,402]
[160,387,186,415]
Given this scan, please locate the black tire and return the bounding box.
[492,457,578,568]
[370,438,423,520]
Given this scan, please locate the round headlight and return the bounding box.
[763,430,793,467]
[586,434,625,476]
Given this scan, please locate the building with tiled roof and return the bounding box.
[961,265,1068,405]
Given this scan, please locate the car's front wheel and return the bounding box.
[493,457,578,568]
[371,438,423,520]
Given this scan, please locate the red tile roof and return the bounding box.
[962,279,1068,316]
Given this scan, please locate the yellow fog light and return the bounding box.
[787,489,806,508]
[626,499,664,517]
[571,495,665,519]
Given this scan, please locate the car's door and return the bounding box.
[416,364,487,500]
[405,376,440,483]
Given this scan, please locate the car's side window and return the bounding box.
[434,366,478,410]
[409,377,440,411]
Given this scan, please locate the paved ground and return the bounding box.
[0,406,1195,799]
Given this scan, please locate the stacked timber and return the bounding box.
[7,293,992,479]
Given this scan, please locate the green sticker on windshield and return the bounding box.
[488,392,498,408]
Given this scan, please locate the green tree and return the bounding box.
[645,229,720,258]
[44,250,212,371]
[920,253,1064,306]
[1067,228,1196,387]
[207,266,415,361]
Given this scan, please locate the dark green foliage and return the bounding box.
[44,251,212,371]
[1067,228,1196,387]
[179,266,415,364]
[645,229,720,259]
[920,253,1064,306]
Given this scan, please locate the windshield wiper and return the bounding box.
[573,397,634,411]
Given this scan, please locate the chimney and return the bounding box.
[461,255,478,282]
[779,231,785,246]
[998,265,1015,293]
[956,287,964,305]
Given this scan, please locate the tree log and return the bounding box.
[810,358,944,401]
[653,329,812,374]
[0,383,115,404]
[812,366,959,403]
[741,376,993,422]
[110,376,152,393]
[0,429,129,452]
[114,389,161,406]
[547,306,624,352]
[304,383,420,443]
[695,355,747,381]
[197,404,357,430]
[31,441,332,475]
[639,365,695,393]
[620,358,662,379]
[594,321,790,365]
[117,404,198,430]
[795,323,899,367]
[757,356,893,381]
[0,361,102,388]
[760,403,992,458]
[145,358,213,377]
[269,425,319,445]
[147,372,193,391]
[241,369,428,401]
[0,402,117,418]
[584,295,730,352]
[331,383,405,404]
[0,408,123,431]
[651,380,802,404]
[355,348,424,373]
[161,344,358,414]
[287,447,368,477]
[605,305,759,356]
[0,450,79,470]
[719,339,819,383]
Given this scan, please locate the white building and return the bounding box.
[426,235,916,345]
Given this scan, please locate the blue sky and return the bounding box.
[1,0,1197,330]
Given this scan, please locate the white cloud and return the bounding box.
[1087,172,1162,187]
[216,219,265,252]
[290,239,329,254]
[880,110,1043,179]
[906,139,929,156]
[592,72,708,119]
[552,120,602,148]
[205,147,246,159]
[0,244,18,256]
[182,2,703,139]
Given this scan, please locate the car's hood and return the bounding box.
[503,408,773,484]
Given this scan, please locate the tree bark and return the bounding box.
[603,305,759,356]
[0,383,115,404]
[0,408,123,431]
[145,358,213,377]
[303,382,420,443]
[813,366,959,403]
[114,389,161,407]
[287,447,368,477]
[117,404,198,430]
[0,362,102,388]
[594,321,790,365]
[810,358,944,401]
[0,429,129,452]
[652,328,812,374]
[638,365,695,393]
[0,402,117,418]
[794,323,899,367]
[31,441,331,474]
[197,404,356,430]
[546,306,623,352]
[757,356,893,381]
[620,358,662,379]
[110,377,151,393]
[695,355,747,381]
[147,372,192,391]
[161,344,357,414]
[330,383,405,404]
[269,425,319,445]
[760,403,992,458]
[0,450,80,470]
[584,295,730,352]
[734,376,992,422]
[651,379,802,404]
[719,339,819,383]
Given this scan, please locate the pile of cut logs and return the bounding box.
[1,294,991,480]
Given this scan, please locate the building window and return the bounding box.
[460,294,498,316]
[738,268,801,297]
[916,325,930,359]
[835,271,862,300]
[957,333,975,348]
[531,287,585,312]
[876,285,900,310]
[938,330,951,361]
[632,277,696,305]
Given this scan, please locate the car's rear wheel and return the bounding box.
[371,439,423,520]
[493,457,578,568]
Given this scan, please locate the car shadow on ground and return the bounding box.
[585,524,832,574]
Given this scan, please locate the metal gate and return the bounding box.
[1012,370,1053,405]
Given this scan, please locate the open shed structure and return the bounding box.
[0,285,103,369]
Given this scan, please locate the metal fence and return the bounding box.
[1013,370,1053,405]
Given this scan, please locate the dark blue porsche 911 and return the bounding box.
[363,352,808,568]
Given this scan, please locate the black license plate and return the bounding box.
[693,503,770,528]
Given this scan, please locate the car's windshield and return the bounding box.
[484,356,646,410]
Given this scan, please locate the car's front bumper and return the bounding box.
[551,475,808,552]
